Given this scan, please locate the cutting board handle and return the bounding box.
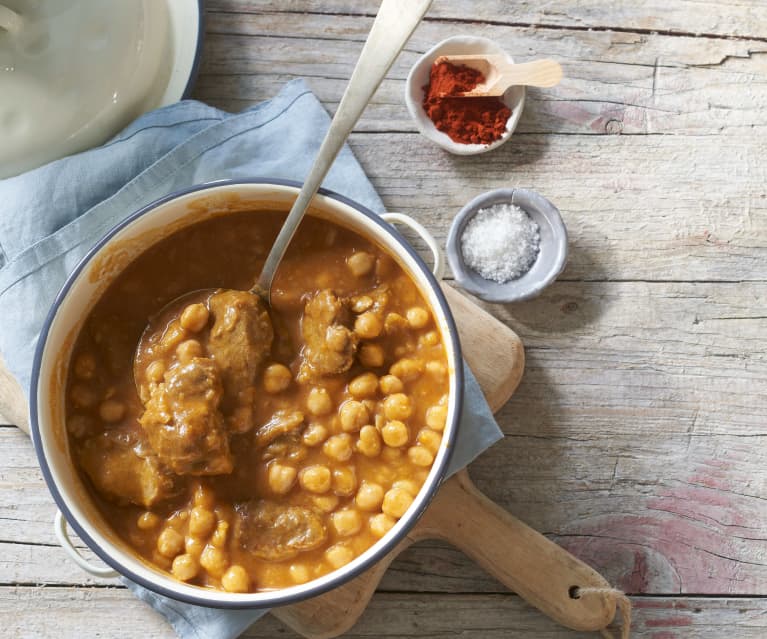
[420,470,616,631]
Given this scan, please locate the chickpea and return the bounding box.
[146,360,166,383]
[151,551,172,571]
[300,465,332,493]
[185,536,205,558]
[193,483,216,509]
[392,479,420,496]
[312,494,340,513]
[161,322,187,350]
[332,466,357,497]
[157,527,185,558]
[381,420,409,447]
[210,521,229,548]
[70,384,98,409]
[339,400,369,432]
[384,312,407,333]
[382,487,414,519]
[172,553,200,581]
[263,363,292,394]
[380,446,402,463]
[425,360,447,379]
[325,543,354,569]
[417,428,443,455]
[323,434,353,462]
[289,563,310,584]
[425,405,447,431]
[351,295,373,313]
[137,511,160,531]
[188,506,216,537]
[383,393,413,421]
[303,423,329,447]
[97,398,125,423]
[179,303,209,333]
[176,339,203,363]
[359,343,385,368]
[379,374,404,395]
[331,509,362,537]
[354,312,383,339]
[355,481,385,511]
[307,387,333,416]
[199,545,229,578]
[356,425,382,457]
[408,445,434,467]
[348,372,378,399]
[389,358,423,382]
[66,414,93,439]
[73,353,96,380]
[222,565,251,593]
[369,513,397,538]
[268,462,297,495]
[347,251,375,277]
[406,307,430,329]
[419,330,440,347]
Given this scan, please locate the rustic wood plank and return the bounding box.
[344,133,767,283]
[193,11,767,136]
[3,587,767,638]
[207,0,767,41]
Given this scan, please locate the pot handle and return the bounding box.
[380,212,445,280]
[54,510,119,578]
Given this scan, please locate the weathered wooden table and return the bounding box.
[4,1,766,637]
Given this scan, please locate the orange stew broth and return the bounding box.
[64,211,450,592]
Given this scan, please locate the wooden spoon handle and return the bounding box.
[493,58,563,89]
[418,470,616,631]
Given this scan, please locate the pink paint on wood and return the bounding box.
[645,616,693,627]
[555,454,767,594]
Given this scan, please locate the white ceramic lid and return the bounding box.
[0,0,203,179]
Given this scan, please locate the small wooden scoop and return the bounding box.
[435,54,563,96]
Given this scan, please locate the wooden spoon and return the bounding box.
[435,54,563,96]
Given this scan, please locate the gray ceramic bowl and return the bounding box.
[446,188,568,303]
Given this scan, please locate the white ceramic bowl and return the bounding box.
[405,35,526,155]
[31,180,464,609]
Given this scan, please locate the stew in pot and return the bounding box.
[65,211,450,592]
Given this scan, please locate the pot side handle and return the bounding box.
[54,510,119,578]
[381,212,445,280]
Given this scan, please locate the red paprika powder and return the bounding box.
[422,61,511,145]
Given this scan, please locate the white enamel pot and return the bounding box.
[30,179,463,609]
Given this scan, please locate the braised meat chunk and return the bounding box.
[77,430,179,507]
[208,290,274,433]
[139,357,233,476]
[235,501,327,561]
[300,290,358,379]
[255,409,305,448]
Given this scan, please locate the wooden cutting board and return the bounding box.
[0,283,616,636]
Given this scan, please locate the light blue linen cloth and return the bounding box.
[0,79,503,639]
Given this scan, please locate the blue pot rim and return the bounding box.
[29,178,463,609]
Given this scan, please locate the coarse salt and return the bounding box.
[460,202,540,283]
